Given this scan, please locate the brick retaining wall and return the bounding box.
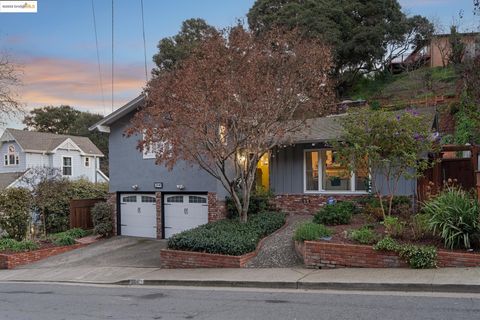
[295,241,480,268]
[273,194,365,214]
[0,244,85,269]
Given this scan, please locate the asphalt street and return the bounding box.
[1,282,480,320]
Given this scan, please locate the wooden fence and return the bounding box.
[417,145,479,203]
[69,198,105,229]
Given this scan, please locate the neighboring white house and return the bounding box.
[0,128,108,189]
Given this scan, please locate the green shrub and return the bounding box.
[422,186,478,249]
[411,214,431,240]
[52,233,75,246]
[373,237,437,269]
[35,178,108,233]
[398,244,437,269]
[349,227,377,245]
[373,236,400,251]
[382,216,405,238]
[293,222,331,242]
[49,228,88,246]
[0,188,32,241]
[168,212,285,256]
[225,189,274,219]
[0,238,38,252]
[313,202,356,225]
[91,202,113,237]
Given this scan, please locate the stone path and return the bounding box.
[246,214,312,268]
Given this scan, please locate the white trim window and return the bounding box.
[4,145,19,166]
[62,156,72,176]
[142,133,172,160]
[304,149,368,194]
[84,157,90,167]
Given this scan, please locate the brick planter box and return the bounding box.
[295,240,480,269]
[160,222,288,269]
[0,244,85,270]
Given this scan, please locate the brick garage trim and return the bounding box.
[160,220,289,268]
[295,241,480,269]
[0,244,85,269]
[273,194,366,215]
[207,192,227,222]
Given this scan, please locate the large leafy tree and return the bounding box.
[335,109,438,218]
[23,106,109,174]
[129,26,334,222]
[152,18,217,75]
[248,0,432,85]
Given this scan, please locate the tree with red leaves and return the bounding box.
[128,26,333,222]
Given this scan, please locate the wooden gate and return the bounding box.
[417,145,479,203]
[69,198,105,229]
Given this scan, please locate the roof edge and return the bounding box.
[89,94,145,132]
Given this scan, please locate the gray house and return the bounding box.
[91,95,437,239]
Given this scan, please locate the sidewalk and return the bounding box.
[1,266,480,293]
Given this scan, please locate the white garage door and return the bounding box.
[120,194,157,238]
[164,194,208,238]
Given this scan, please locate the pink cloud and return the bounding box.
[18,56,146,115]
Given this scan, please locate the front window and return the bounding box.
[63,157,72,176]
[304,149,368,193]
[84,157,90,167]
[4,145,19,166]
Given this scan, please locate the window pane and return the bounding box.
[63,157,72,166]
[63,167,72,176]
[305,151,319,191]
[122,196,137,202]
[166,196,183,203]
[4,155,8,166]
[322,150,350,191]
[141,196,156,203]
[189,196,207,203]
[9,154,15,165]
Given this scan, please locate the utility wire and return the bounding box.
[91,0,106,115]
[111,0,114,112]
[140,0,148,82]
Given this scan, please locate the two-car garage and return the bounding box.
[119,193,209,239]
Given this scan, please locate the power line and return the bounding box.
[111,0,114,112]
[91,0,106,115]
[140,0,148,82]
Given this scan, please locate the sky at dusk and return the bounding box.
[0,0,478,131]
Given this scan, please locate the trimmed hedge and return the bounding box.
[168,212,286,256]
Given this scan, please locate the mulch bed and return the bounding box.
[326,213,470,253]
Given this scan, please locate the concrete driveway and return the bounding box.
[19,236,167,269]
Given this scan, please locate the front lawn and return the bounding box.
[167,212,286,256]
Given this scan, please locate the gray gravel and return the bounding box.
[246,214,312,268]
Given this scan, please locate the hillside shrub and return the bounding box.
[382,216,406,238]
[0,188,32,241]
[168,212,285,256]
[91,202,113,237]
[293,222,331,242]
[313,202,356,225]
[422,185,479,249]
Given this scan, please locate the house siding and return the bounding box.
[108,112,224,197]
[270,145,416,196]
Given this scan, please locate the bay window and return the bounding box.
[304,149,368,193]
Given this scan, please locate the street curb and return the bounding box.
[113,279,480,293]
